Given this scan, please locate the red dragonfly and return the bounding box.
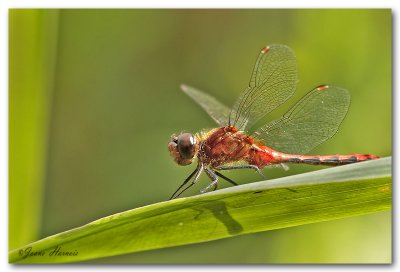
[168,44,379,199]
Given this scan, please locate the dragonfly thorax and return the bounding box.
[168,133,199,166]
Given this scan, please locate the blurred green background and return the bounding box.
[9,9,391,263]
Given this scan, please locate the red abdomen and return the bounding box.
[249,145,380,167]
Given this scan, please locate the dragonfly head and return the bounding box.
[168,133,199,166]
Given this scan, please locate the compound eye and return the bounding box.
[177,133,197,159]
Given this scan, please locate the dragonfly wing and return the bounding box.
[229,44,298,131]
[181,84,231,126]
[254,85,350,155]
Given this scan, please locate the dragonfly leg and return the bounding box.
[216,165,265,178]
[213,184,218,191]
[201,166,219,193]
[215,171,239,186]
[280,163,290,171]
[169,163,204,199]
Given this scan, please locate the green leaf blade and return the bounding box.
[9,9,59,249]
[9,157,391,263]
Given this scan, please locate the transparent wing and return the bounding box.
[181,84,231,126]
[229,44,297,130]
[254,85,350,154]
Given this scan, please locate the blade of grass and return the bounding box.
[9,10,59,250]
[9,157,391,263]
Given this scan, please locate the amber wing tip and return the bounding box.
[261,46,270,54]
[317,85,330,91]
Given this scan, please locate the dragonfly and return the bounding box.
[168,44,379,199]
